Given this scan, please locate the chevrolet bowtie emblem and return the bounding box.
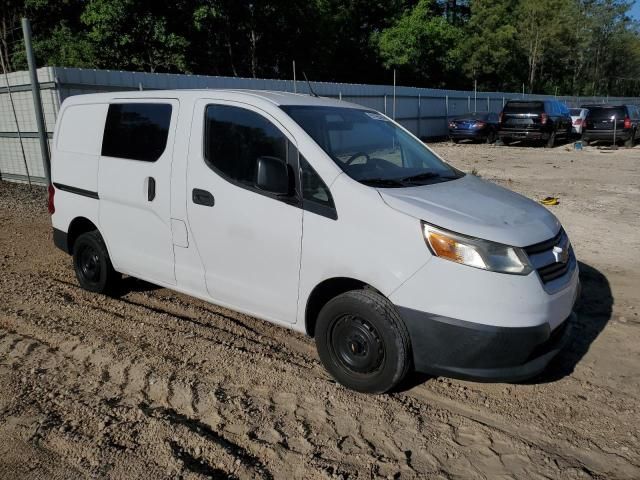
[552,245,569,264]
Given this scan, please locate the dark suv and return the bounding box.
[498,100,572,147]
[582,104,639,148]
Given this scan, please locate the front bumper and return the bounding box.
[389,255,580,382]
[397,307,575,381]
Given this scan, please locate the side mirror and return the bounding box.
[255,156,290,195]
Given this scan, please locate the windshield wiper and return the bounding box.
[359,177,406,187]
[400,172,441,182]
[401,171,460,183]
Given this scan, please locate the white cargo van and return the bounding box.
[50,90,579,393]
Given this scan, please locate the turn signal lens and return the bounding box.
[422,222,532,275]
[426,231,486,269]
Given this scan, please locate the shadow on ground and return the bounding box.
[114,277,163,297]
[535,261,612,383]
[396,261,612,391]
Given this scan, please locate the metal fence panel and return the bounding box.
[1,66,638,185]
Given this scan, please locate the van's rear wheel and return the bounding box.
[73,230,120,295]
[315,290,411,393]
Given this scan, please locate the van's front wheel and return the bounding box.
[315,290,411,393]
[73,230,120,295]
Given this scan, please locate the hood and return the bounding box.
[378,175,560,247]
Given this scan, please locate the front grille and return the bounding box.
[525,228,574,285]
[524,228,564,255]
[538,260,570,283]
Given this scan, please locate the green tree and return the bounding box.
[458,0,519,91]
[81,0,189,72]
[375,0,464,87]
[515,0,575,92]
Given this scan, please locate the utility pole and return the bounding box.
[392,69,396,120]
[22,17,51,185]
[292,60,296,93]
[474,79,477,113]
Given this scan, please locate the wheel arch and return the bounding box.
[304,277,384,337]
[66,217,99,254]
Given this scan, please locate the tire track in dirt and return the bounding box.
[2,285,637,479]
[2,176,640,478]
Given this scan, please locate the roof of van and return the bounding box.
[62,89,368,110]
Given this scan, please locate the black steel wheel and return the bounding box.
[315,289,411,393]
[329,314,385,375]
[72,230,120,295]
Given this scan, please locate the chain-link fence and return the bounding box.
[1,66,639,186]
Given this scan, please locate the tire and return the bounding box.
[486,130,497,144]
[315,289,411,394]
[546,130,556,148]
[624,130,635,148]
[451,137,459,144]
[499,137,511,146]
[73,230,121,295]
[582,138,590,147]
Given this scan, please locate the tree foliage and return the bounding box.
[1,0,639,96]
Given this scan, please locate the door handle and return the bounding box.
[192,188,215,207]
[147,177,156,201]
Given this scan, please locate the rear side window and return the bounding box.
[503,101,544,113]
[587,107,626,120]
[204,105,288,186]
[102,103,172,161]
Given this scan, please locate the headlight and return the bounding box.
[422,222,532,275]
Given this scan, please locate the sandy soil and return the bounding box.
[0,141,639,479]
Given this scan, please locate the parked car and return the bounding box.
[498,100,572,147]
[569,108,589,135]
[582,104,639,148]
[49,90,579,393]
[448,112,499,143]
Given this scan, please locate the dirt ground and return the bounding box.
[0,141,639,479]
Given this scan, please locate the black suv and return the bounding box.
[582,104,639,148]
[498,100,572,147]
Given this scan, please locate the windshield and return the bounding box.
[281,106,462,187]
[570,108,582,116]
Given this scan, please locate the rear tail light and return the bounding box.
[48,184,55,215]
[499,112,504,124]
[624,116,631,129]
[540,113,548,125]
[574,118,583,126]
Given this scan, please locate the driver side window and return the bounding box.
[204,105,288,186]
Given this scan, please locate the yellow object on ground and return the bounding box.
[540,196,559,206]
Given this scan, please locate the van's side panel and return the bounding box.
[51,103,108,237]
[168,97,210,296]
[185,99,303,325]
[53,103,108,194]
[98,99,179,285]
[295,173,432,331]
